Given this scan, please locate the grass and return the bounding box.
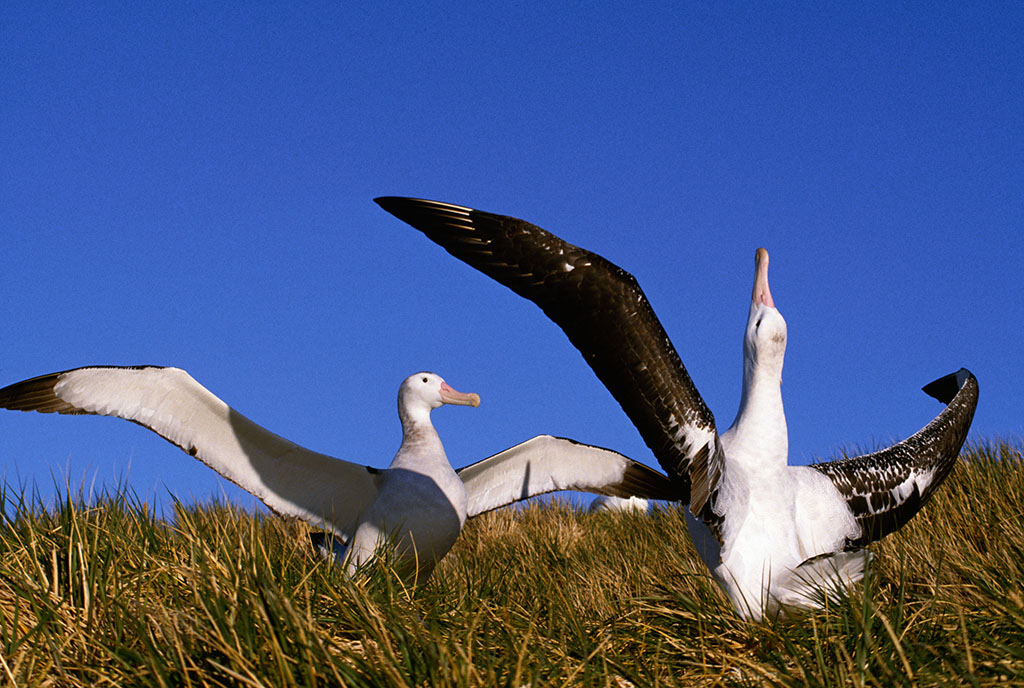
[1,441,1022,687]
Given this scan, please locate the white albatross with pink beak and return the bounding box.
[0,369,677,583]
[377,196,978,618]
[683,249,868,617]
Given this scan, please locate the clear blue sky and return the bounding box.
[2,3,1021,513]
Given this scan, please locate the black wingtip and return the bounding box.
[374,196,415,214]
[922,368,973,404]
[374,196,439,226]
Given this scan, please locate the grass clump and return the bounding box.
[1,440,1022,686]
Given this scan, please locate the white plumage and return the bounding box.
[683,249,863,618]
[377,196,977,619]
[0,367,675,583]
[588,495,650,513]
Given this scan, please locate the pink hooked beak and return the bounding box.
[440,381,481,407]
[753,247,775,308]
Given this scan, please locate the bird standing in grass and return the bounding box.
[0,367,677,583]
[376,196,977,616]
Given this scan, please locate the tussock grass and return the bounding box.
[1,441,1022,686]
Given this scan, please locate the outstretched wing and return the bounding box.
[812,368,978,549]
[376,197,722,523]
[0,366,380,534]
[456,434,680,517]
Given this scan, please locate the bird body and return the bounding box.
[377,196,978,617]
[686,249,863,616]
[336,373,475,579]
[1,367,676,583]
[589,495,650,512]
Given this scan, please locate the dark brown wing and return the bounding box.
[812,368,978,549]
[376,197,723,527]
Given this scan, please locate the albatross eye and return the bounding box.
[422,376,429,383]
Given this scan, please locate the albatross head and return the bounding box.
[398,372,481,426]
[743,248,787,382]
[723,248,789,456]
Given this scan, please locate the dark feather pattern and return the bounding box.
[812,369,978,549]
[376,197,723,522]
[377,197,979,554]
[0,369,83,413]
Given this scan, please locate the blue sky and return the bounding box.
[2,3,1021,513]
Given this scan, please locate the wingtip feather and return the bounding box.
[921,368,974,404]
[375,196,473,217]
[0,372,69,413]
[373,196,402,210]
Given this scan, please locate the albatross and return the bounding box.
[375,197,979,618]
[0,367,677,583]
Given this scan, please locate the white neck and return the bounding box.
[391,402,448,470]
[723,344,788,471]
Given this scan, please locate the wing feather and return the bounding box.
[456,434,680,517]
[376,197,723,521]
[0,366,379,534]
[812,368,978,549]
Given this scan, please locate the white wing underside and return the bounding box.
[2,368,680,538]
[6,366,380,535]
[457,434,675,517]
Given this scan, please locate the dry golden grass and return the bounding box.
[1,441,1022,687]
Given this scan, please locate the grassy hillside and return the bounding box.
[1,441,1022,687]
